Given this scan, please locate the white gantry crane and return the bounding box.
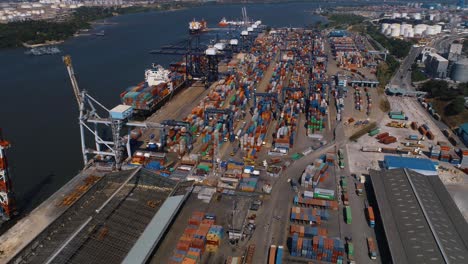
[63,55,133,170]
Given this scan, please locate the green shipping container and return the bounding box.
[390,114,406,120]
[313,193,334,200]
[348,242,354,256]
[345,206,352,224]
[368,128,380,136]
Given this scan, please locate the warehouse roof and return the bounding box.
[370,169,468,264]
[384,155,437,175]
[11,168,192,264]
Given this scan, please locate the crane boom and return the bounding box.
[63,55,82,106]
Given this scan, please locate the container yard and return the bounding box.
[2,15,468,264]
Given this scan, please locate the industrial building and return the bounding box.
[9,168,193,264]
[425,52,449,78]
[447,43,463,61]
[370,168,468,264]
[383,155,438,175]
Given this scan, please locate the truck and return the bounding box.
[345,206,352,224]
[268,245,277,264]
[347,240,355,262]
[338,148,344,160]
[275,246,283,264]
[365,200,375,228]
[367,237,377,260]
[343,192,349,206]
[339,160,345,169]
[288,178,298,193]
[367,206,375,228]
[340,176,348,189]
[356,183,364,196]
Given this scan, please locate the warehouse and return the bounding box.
[458,123,468,146]
[370,169,468,264]
[10,168,193,264]
[383,155,437,175]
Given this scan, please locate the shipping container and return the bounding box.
[268,245,277,264]
[275,246,283,264]
[345,206,352,224]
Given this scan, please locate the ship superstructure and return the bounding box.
[188,19,207,34]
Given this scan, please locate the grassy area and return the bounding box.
[366,25,413,59]
[411,69,428,82]
[349,122,378,142]
[379,98,391,113]
[376,55,400,87]
[320,13,365,29]
[431,99,468,129]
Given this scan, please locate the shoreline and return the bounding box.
[4,5,191,50]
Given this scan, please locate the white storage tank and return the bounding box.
[391,28,400,37]
[392,12,401,19]
[433,25,442,34]
[401,12,408,18]
[247,27,253,32]
[412,13,422,20]
[229,39,238,45]
[381,23,390,33]
[384,28,392,36]
[414,24,428,35]
[429,14,435,21]
[451,59,468,82]
[241,30,248,36]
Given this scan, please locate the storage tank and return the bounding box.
[230,39,238,45]
[381,23,390,33]
[384,28,392,36]
[412,13,421,20]
[391,28,400,37]
[401,12,408,18]
[451,59,468,82]
[429,14,435,21]
[433,25,442,34]
[241,30,248,36]
[425,27,436,36]
[392,12,401,19]
[408,29,414,38]
[414,24,428,35]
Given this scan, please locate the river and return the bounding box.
[0,2,333,214]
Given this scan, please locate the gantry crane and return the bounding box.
[0,129,15,222]
[64,56,193,169]
[63,55,135,170]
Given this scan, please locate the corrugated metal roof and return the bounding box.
[370,169,468,264]
[384,156,437,175]
[122,195,186,264]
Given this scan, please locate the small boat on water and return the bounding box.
[94,30,105,36]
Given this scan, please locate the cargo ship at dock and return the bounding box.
[120,64,187,116]
[189,19,207,34]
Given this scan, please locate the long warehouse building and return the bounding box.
[9,168,193,264]
[370,168,468,264]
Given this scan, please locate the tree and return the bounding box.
[445,96,465,116]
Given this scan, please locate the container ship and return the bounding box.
[218,17,245,27]
[0,129,15,227]
[120,64,186,116]
[189,19,207,34]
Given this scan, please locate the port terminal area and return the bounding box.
[1,26,467,264]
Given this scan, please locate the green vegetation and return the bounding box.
[367,26,413,59]
[421,80,468,127]
[376,55,400,87]
[325,14,365,29]
[420,80,466,101]
[0,3,199,49]
[410,63,428,82]
[446,96,465,116]
[349,122,378,142]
